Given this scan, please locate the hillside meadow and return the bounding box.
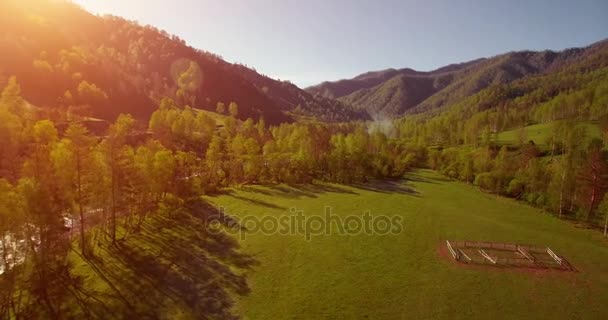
[495,121,602,148]
[203,170,608,319]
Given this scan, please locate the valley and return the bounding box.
[0,0,607,319]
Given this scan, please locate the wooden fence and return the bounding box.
[445,240,575,271]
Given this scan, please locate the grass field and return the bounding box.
[62,170,608,319]
[204,170,608,319]
[495,121,602,147]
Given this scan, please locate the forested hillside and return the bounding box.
[307,41,608,118]
[0,0,363,123]
[394,43,608,231]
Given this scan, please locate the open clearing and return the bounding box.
[495,120,602,148]
[206,170,608,320]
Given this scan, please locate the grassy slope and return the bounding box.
[495,121,602,147]
[205,170,608,319]
[66,203,255,319]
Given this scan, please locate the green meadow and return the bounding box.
[65,170,608,319]
[495,121,602,148]
[205,170,608,319]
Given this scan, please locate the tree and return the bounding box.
[516,126,527,146]
[243,138,262,182]
[550,123,586,217]
[576,139,608,221]
[63,90,74,107]
[172,59,202,106]
[492,146,511,193]
[77,80,108,105]
[473,146,493,173]
[173,150,202,197]
[64,123,95,255]
[50,139,75,223]
[228,102,238,118]
[507,178,525,198]
[475,172,500,193]
[546,155,572,217]
[0,96,23,181]
[520,141,540,168]
[228,134,246,184]
[463,119,481,146]
[33,59,54,73]
[103,114,135,244]
[600,114,608,146]
[21,120,70,317]
[216,102,225,115]
[152,149,176,197]
[205,134,225,190]
[481,125,493,146]
[0,76,25,114]
[0,179,25,313]
[26,120,59,180]
[598,193,608,238]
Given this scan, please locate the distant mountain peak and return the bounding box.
[306,41,608,117]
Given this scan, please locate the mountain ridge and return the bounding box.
[0,0,365,124]
[307,40,608,118]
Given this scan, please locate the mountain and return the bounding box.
[307,41,608,118]
[2,0,605,124]
[232,64,369,122]
[0,0,365,124]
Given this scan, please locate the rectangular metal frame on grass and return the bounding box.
[445,240,574,271]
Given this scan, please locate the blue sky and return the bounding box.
[74,0,608,87]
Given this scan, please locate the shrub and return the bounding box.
[507,178,525,197]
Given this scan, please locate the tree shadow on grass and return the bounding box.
[226,179,426,201]
[349,180,420,196]
[239,180,419,199]
[405,171,450,184]
[236,183,358,200]
[223,191,287,210]
[67,198,257,319]
[291,184,359,197]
